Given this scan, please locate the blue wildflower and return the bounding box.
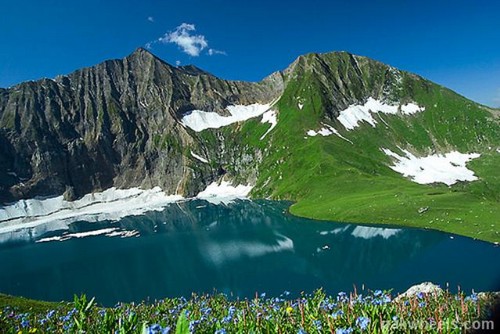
[260,292,266,298]
[298,329,308,334]
[331,310,344,319]
[313,319,322,331]
[146,324,169,334]
[419,301,426,308]
[374,290,383,297]
[416,292,424,299]
[392,315,398,321]
[466,293,478,303]
[189,320,200,333]
[356,316,370,330]
[337,291,348,302]
[46,310,56,318]
[336,328,353,334]
[21,319,29,328]
[60,314,71,322]
[215,330,227,334]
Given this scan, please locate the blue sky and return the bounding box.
[1,0,499,107]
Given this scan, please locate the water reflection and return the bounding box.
[0,199,498,306]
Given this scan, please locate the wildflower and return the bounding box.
[145,324,169,334]
[374,290,383,297]
[331,310,344,319]
[21,319,30,328]
[283,291,291,296]
[416,292,424,299]
[286,306,294,314]
[298,329,308,334]
[260,292,266,298]
[392,315,398,321]
[189,320,200,333]
[466,293,478,303]
[419,301,426,308]
[356,316,370,331]
[215,329,227,334]
[46,310,55,319]
[313,319,322,331]
[336,328,353,334]
[98,309,106,317]
[337,291,348,302]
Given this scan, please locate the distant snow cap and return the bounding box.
[383,148,480,186]
[181,103,271,132]
[337,97,425,130]
[196,181,253,205]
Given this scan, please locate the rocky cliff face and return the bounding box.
[0,48,282,202]
[1,48,497,211]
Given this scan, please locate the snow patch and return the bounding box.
[401,103,425,115]
[36,228,140,243]
[0,187,183,238]
[351,226,401,239]
[306,124,353,144]
[383,149,480,186]
[260,110,278,140]
[37,228,118,243]
[190,150,208,163]
[337,97,425,130]
[181,103,271,132]
[196,181,252,205]
[319,226,350,235]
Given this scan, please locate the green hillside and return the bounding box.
[241,53,500,243]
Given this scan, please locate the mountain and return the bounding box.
[1,49,499,242]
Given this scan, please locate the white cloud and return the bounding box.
[175,60,181,66]
[208,48,227,56]
[147,16,154,22]
[159,23,208,57]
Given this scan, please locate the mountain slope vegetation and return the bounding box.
[0,49,498,242]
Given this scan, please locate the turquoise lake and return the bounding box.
[0,200,499,306]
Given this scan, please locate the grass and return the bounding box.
[237,54,500,243]
[0,288,494,333]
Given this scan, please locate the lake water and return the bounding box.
[0,200,499,306]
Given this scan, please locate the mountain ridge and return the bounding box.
[0,48,498,242]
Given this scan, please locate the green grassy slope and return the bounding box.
[237,52,499,243]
